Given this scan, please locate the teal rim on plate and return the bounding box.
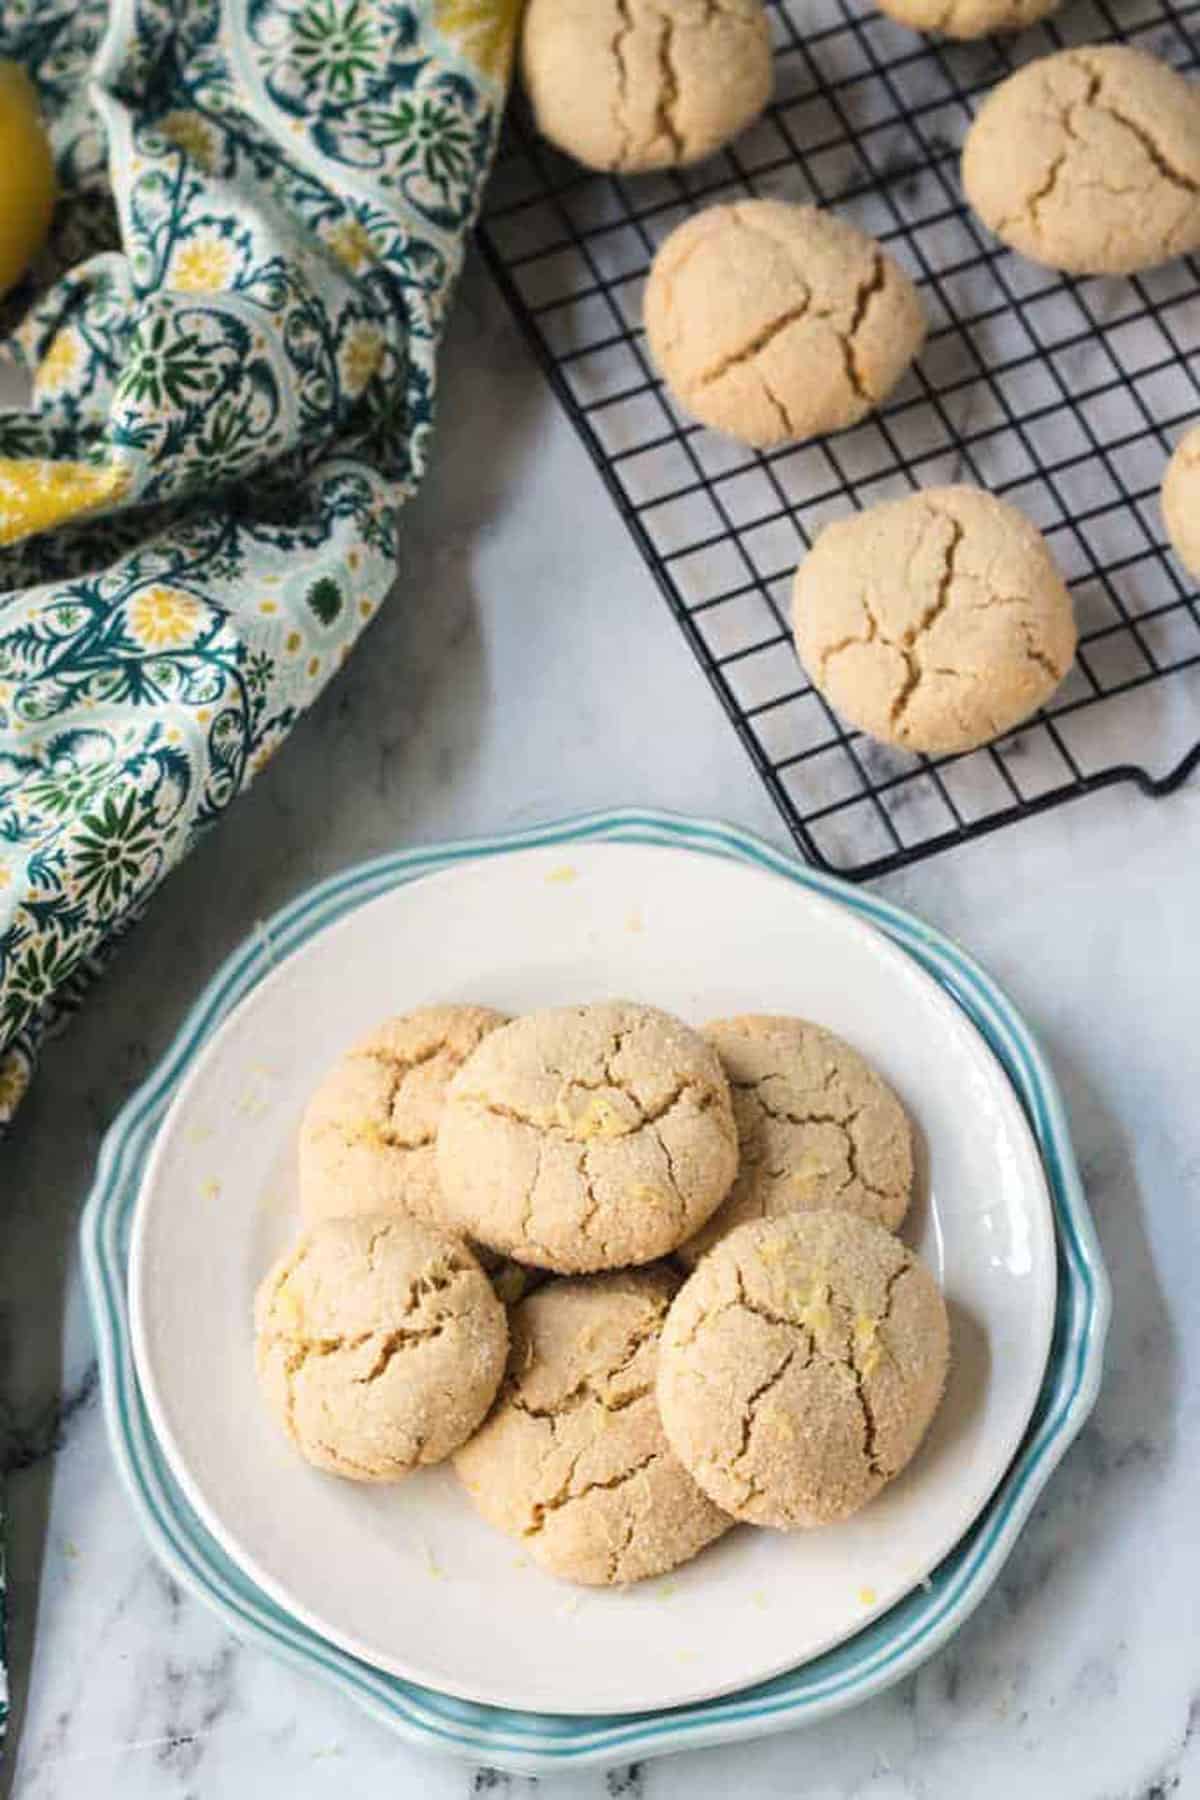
[81,809,1110,1772]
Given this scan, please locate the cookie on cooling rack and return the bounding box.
[642,199,926,450]
[875,0,1060,39]
[520,0,772,173]
[792,485,1076,756]
[1163,427,1200,581]
[963,47,1200,276]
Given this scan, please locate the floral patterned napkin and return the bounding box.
[0,0,518,1122]
[0,0,519,1735]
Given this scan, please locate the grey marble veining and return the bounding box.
[1,248,1199,1799]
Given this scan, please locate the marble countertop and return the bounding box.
[2,253,1198,1800]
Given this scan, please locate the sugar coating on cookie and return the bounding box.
[437,1001,738,1272]
[657,1213,949,1529]
[521,0,772,174]
[677,1016,913,1267]
[255,1215,508,1481]
[875,0,1058,39]
[793,484,1076,755]
[454,1267,732,1584]
[643,200,926,450]
[1162,427,1200,580]
[299,1005,508,1228]
[962,47,1200,276]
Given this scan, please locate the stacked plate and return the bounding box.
[82,810,1109,1773]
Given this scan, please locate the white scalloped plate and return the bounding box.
[126,828,1055,1718]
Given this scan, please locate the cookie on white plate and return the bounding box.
[455,1266,732,1584]
[436,1000,737,1273]
[299,1004,508,1227]
[677,1015,913,1267]
[255,1215,508,1481]
[658,1213,949,1529]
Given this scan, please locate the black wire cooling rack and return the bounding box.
[477,0,1200,878]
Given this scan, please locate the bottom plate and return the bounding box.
[82,809,1109,1770]
[129,831,1055,1714]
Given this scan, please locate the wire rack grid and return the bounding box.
[477,0,1200,879]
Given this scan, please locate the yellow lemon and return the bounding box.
[0,62,56,298]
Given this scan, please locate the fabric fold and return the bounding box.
[0,0,518,1128]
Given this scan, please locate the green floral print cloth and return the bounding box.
[0,0,518,1124]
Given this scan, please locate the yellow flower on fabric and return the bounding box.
[433,0,520,79]
[35,328,80,397]
[129,584,204,649]
[159,110,218,172]
[339,322,385,393]
[170,231,235,294]
[326,217,376,273]
[0,1049,30,1116]
[0,459,128,546]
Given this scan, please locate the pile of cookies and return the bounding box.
[255,1001,949,1587]
[520,1,1200,758]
